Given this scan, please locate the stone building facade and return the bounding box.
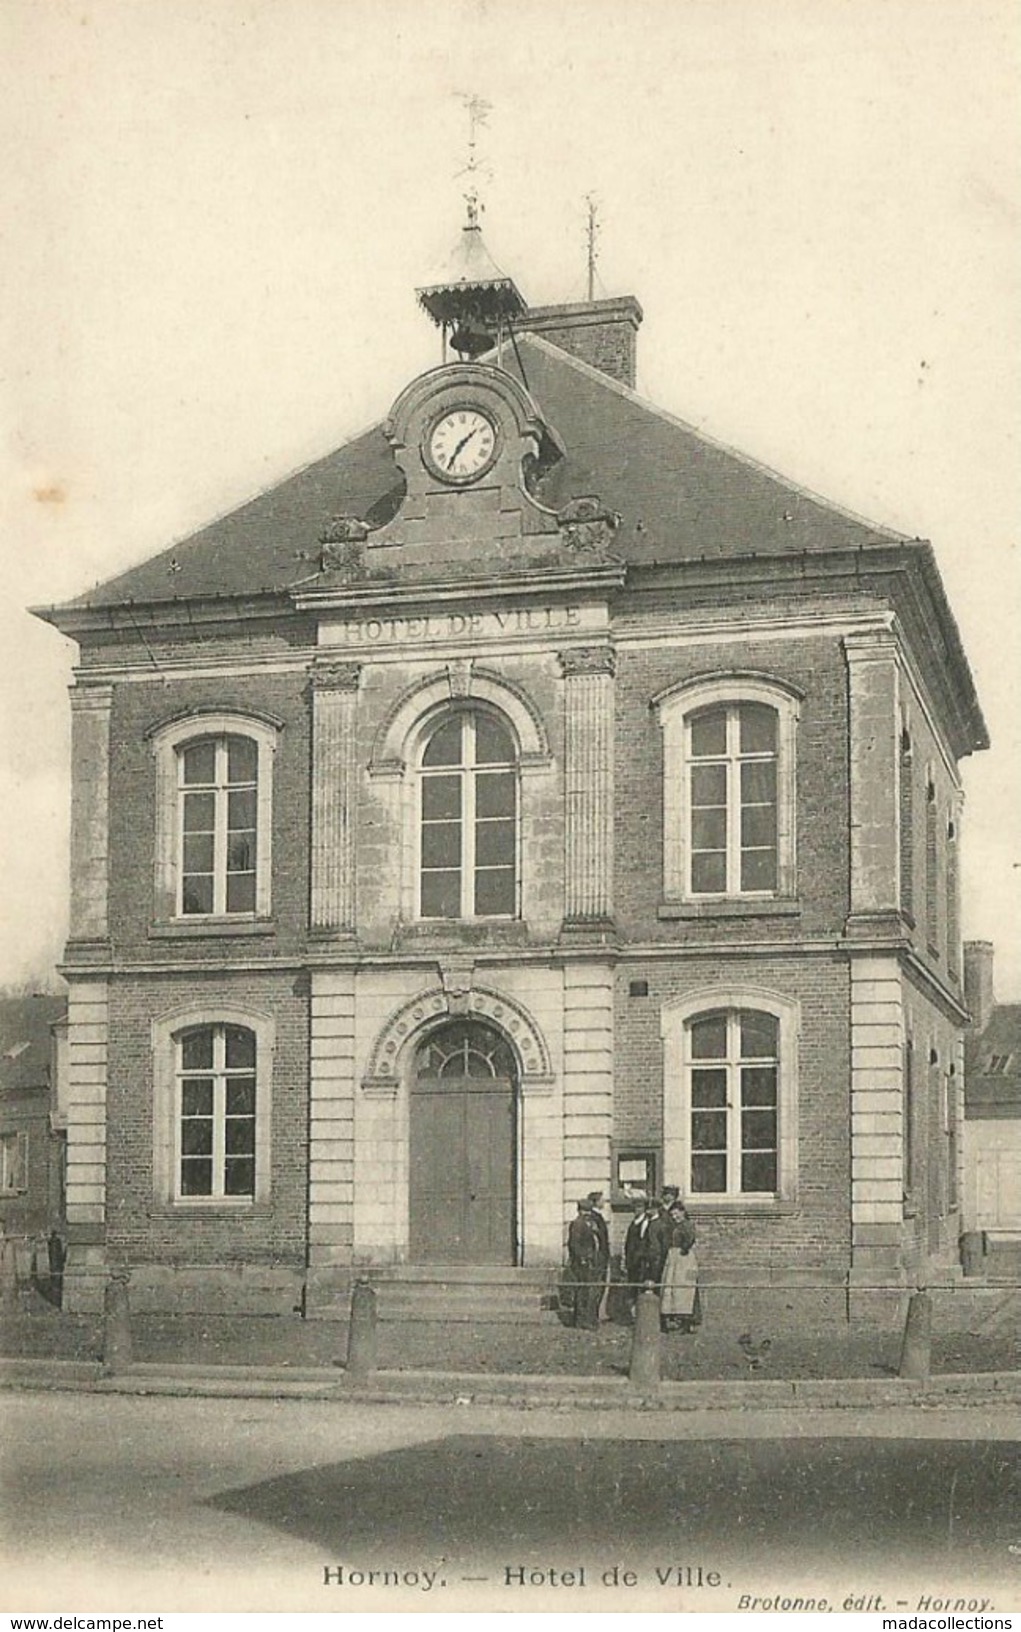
[36,259,988,1317]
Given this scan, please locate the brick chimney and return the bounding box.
[516,295,643,389]
[963,940,995,1033]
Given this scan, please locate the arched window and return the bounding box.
[178,735,258,916]
[655,676,799,906]
[687,1009,779,1194]
[176,1022,257,1200]
[148,711,279,924]
[661,988,799,1204]
[418,709,518,919]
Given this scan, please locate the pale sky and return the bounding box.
[2,0,1019,994]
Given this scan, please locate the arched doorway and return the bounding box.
[409,1018,518,1264]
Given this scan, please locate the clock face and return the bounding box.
[426,407,498,483]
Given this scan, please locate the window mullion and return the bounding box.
[727,1013,740,1194]
[727,708,741,893]
[214,742,229,916]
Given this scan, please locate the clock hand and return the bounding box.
[446,427,480,469]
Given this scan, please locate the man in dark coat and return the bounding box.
[623,1193,659,1320]
[566,1196,606,1330]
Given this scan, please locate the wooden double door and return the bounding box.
[409,1019,517,1264]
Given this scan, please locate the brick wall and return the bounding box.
[105,968,309,1267]
[614,950,852,1278]
[107,670,311,962]
[614,634,850,941]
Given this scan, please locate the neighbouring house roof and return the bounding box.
[965,1003,1021,1117]
[32,323,987,754]
[0,997,66,1098]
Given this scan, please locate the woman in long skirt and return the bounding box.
[659,1202,701,1333]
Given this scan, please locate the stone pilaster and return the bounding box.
[561,961,614,1214]
[558,646,615,930]
[62,977,109,1312]
[849,955,907,1306]
[844,631,902,938]
[306,969,357,1294]
[67,683,113,948]
[309,661,361,936]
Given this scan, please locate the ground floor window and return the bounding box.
[176,1023,256,1198]
[152,1005,273,1207]
[687,1009,778,1194]
[661,988,798,1204]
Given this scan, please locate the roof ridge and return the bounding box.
[514,331,915,546]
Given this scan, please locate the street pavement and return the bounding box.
[2,1390,1019,1613]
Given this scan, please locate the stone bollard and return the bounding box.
[102,1269,133,1376]
[344,1277,378,1377]
[628,1284,662,1393]
[898,1288,932,1381]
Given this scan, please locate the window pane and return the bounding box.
[181,1118,213,1156]
[689,708,727,757]
[421,870,460,918]
[181,1030,214,1071]
[227,835,254,873]
[741,761,777,805]
[181,1075,213,1114]
[690,1015,727,1059]
[228,789,257,830]
[691,852,727,894]
[691,1067,727,1105]
[422,775,461,819]
[475,772,515,818]
[226,1078,256,1117]
[475,715,514,764]
[181,741,216,785]
[475,818,515,865]
[182,791,215,833]
[739,704,777,754]
[226,873,256,914]
[423,717,463,766]
[182,876,214,915]
[475,866,515,917]
[183,834,215,874]
[691,1110,727,1149]
[180,1158,213,1195]
[692,1153,727,1192]
[226,736,258,783]
[741,1151,777,1192]
[742,1109,777,1148]
[741,848,777,892]
[225,1028,255,1070]
[421,821,462,868]
[740,1011,778,1059]
[691,809,726,851]
[741,804,776,848]
[224,1157,255,1196]
[225,1116,256,1155]
[742,1065,778,1106]
[690,763,726,807]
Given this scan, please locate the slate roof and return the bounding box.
[965,1003,1021,1117]
[47,331,910,614]
[0,997,65,1098]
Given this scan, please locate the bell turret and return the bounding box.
[416,196,526,360]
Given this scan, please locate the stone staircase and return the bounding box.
[308,1264,562,1324]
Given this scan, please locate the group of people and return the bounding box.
[563,1186,701,1334]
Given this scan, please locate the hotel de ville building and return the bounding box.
[36,213,988,1320]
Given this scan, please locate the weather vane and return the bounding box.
[456,93,493,227]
